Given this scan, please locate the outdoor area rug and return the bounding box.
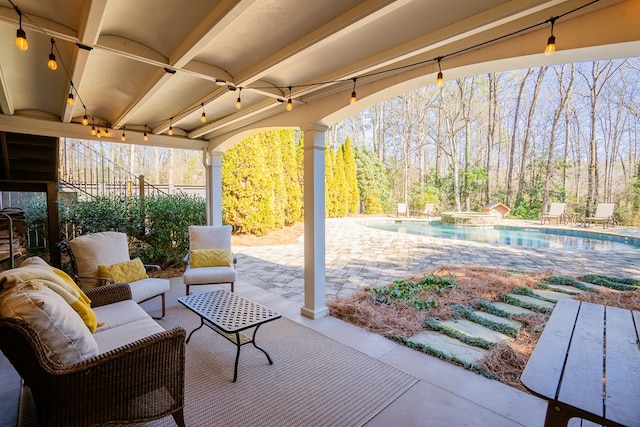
[19,305,418,427]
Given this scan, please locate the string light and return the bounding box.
[286,86,293,111]
[6,0,594,137]
[545,17,557,56]
[47,38,57,70]
[90,120,97,135]
[168,117,173,135]
[121,127,126,142]
[350,78,357,105]
[14,5,27,51]
[143,125,149,141]
[96,125,101,138]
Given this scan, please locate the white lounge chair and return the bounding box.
[584,203,616,228]
[397,203,408,217]
[541,202,566,225]
[421,203,435,218]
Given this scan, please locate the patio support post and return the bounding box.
[301,124,329,319]
[205,151,223,226]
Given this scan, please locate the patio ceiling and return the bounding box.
[0,0,638,151]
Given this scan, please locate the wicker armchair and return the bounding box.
[0,283,186,427]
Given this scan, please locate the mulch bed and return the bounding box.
[327,264,640,391]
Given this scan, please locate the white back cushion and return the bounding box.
[69,232,130,279]
[189,225,231,250]
[0,287,99,366]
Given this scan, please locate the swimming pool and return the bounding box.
[364,220,640,251]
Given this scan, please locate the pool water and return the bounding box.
[365,220,639,251]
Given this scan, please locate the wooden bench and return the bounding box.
[521,299,640,427]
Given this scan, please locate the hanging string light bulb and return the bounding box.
[545,17,557,56]
[47,38,57,70]
[121,127,126,142]
[236,88,242,109]
[168,117,174,135]
[67,80,75,106]
[436,57,444,88]
[143,125,149,141]
[90,120,97,136]
[96,125,101,138]
[14,5,27,51]
[200,103,206,122]
[82,109,89,126]
[286,86,293,111]
[350,78,357,105]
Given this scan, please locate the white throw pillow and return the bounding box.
[0,287,99,366]
[69,232,130,288]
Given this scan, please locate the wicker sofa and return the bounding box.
[0,261,186,427]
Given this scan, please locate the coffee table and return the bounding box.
[178,289,281,382]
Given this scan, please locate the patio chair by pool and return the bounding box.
[584,203,616,228]
[183,225,237,295]
[421,203,435,218]
[540,202,566,225]
[397,203,408,217]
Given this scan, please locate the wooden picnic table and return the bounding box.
[521,299,640,427]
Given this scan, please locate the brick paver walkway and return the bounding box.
[233,217,640,304]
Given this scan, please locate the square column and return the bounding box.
[206,151,223,226]
[301,125,329,319]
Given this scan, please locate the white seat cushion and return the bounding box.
[93,300,151,332]
[183,265,236,285]
[128,277,170,303]
[94,318,165,354]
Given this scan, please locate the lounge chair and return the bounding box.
[584,203,616,228]
[397,203,408,217]
[541,202,566,225]
[421,203,435,218]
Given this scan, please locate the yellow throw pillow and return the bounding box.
[190,249,232,268]
[97,258,148,284]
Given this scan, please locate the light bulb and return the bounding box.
[67,93,74,105]
[286,98,293,111]
[16,28,27,51]
[121,131,126,142]
[143,131,148,141]
[168,125,173,135]
[350,91,357,105]
[82,114,88,126]
[48,53,57,70]
[436,71,444,88]
[236,96,241,109]
[96,128,101,138]
[201,111,206,122]
[545,35,556,56]
[90,125,96,135]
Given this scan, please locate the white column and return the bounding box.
[209,152,223,226]
[301,125,329,319]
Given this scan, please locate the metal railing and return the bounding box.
[59,139,169,200]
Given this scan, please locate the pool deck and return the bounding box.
[233,216,640,304]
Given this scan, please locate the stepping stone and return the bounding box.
[575,281,621,293]
[472,311,523,330]
[505,294,556,311]
[542,284,584,295]
[531,289,575,301]
[488,301,537,316]
[439,319,513,345]
[408,331,488,365]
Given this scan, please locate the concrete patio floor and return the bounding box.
[3,216,638,426]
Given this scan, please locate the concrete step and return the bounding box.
[575,280,621,293]
[487,301,537,316]
[472,311,523,331]
[542,284,584,295]
[531,289,575,301]
[504,294,556,311]
[408,331,488,365]
[438,319,513,345]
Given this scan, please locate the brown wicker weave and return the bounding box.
[0,283,186,426]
